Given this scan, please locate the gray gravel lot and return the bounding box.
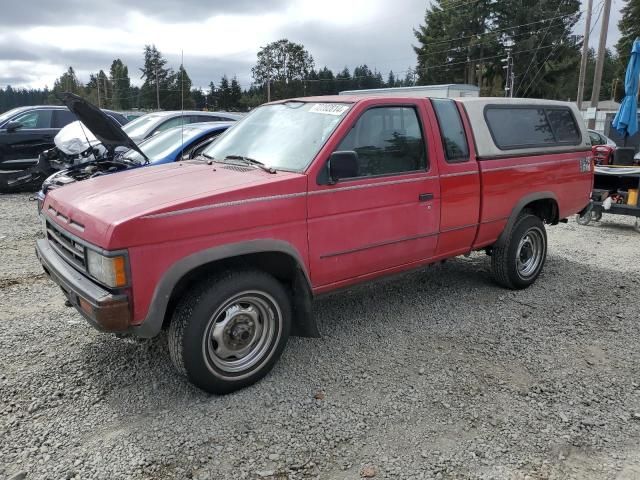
[1,192,640,480]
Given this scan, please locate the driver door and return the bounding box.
[0,109,56,170]
[307,101,441,290]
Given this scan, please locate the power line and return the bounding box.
[515,1,564,96]
[413,10,582,50]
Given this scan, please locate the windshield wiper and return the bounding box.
[224,155,276,174]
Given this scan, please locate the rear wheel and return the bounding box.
[491,213,547,290]
[168,270,291,394]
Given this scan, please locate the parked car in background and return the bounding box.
[0,105,128,171]
[36,96,593,394]
[39,122,231,203]
[588,129,617,148]
[120,111,146,122]
[122,110,242,143]
[33,93,231,204]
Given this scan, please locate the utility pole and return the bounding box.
[97,77,101,108]
[103,76,108,108]
[266,59,271,103]
[267,75,271,103]
[155,64,160,110]
[502,46,514,98]
[589,0,613,129]
[577,0,593,110]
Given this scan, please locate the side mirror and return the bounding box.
[328,151,359,184]
[5,121,23,132]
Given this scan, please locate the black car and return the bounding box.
[0,105,128,171]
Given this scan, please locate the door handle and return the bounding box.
[419,193,434,202]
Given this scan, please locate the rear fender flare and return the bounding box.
[494,191,558,247]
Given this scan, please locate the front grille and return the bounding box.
[46,220,87,272]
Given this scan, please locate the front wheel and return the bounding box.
[168,270,291,394]
[491,213,547,290]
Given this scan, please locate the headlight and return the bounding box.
[86,250,128,288]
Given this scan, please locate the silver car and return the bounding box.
[122,111,242,143]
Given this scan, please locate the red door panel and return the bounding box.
[308,174,440,287]
[306,100,441,289]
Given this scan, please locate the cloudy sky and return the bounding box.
[0,0,624,91]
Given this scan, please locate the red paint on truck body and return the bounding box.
[41,96,594,329]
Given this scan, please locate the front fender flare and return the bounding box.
[132,239,314,338]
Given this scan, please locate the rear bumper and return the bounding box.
[36,239,131,333]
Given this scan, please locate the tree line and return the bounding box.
[1,0,639,114]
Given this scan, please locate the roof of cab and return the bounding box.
[270,95,590,159]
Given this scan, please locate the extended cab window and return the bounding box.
[485,106,581,150]
[335,106,426,177]
[432,99,469,163]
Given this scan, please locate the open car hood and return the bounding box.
[58,92,147,161]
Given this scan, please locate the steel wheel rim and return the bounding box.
[516,227,545,279]
[202,291,280,375]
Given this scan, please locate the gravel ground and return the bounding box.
[1,192,640,480]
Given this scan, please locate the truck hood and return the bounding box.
[44,161,307,249]
[59,92,146,160]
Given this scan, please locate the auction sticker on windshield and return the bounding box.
[309,104,350,116]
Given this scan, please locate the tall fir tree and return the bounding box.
[230,76,242,110]
[109,59,131,110]
[139,45,173,109]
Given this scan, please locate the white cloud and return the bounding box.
[0,0,623,90]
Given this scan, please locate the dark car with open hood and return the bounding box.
[0,102,128,193]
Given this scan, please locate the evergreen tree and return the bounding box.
[414,0,580,98]
[139,45,173,109]
[85,70,111,108]
[494,0,581,98]
[206,81,216,110]
[50,67,83,103]
[414,0,497,87]
[616,0,640,68]
[230,77,243,110]
[218,75,231,110]
[164,64,195,110]
[109,59,131,110]
[336,67,352,91]
[191,88,206,110]
[317,67,336,95]
[387,71,396,88]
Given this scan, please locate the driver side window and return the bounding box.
[334,106,426,178]
[12,109,53,129]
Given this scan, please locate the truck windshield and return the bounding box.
[202,101,351,171]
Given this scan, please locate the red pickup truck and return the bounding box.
[36,96,593,393]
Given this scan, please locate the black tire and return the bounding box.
[576,211,592,226]
[168,269,291,394]
[491,213,547,290]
